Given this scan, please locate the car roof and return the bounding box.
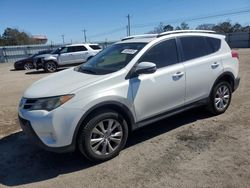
[65,43,99,47]
[119,30,225,44]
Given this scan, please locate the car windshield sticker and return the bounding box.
[121,49,138,54]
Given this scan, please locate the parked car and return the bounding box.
[18,30,240,162]
[14,50,53,70]
[33,44,102,73]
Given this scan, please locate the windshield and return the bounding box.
[79,43,146,75]
[51,47,64,54]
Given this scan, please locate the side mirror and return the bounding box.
[135,62,157,75]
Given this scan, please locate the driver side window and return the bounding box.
[140,39,179,69]
[60,47,68,54]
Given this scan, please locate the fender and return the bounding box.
[71,101,136,148]
[209,71,236,94]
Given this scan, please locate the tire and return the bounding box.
[207,81,232,115]
[24,62,33,70]
[77,110,128,162]
[44,61,57,73]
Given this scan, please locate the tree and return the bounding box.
[0,27,45,46]
[148,22,166,34]
[163,24,174,31]
[175,22,190,30]
[196,24,215,30]
[212,21,233,33]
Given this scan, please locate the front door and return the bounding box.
[131,38,186,122]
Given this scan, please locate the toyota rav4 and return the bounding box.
[19,30,240,162]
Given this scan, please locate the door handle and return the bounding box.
[211,62,219,69]
[172,71,184,80]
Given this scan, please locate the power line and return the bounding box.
[87,8,250,39]
[132,8,250,28]
[61,34,65,44]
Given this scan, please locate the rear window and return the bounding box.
[180,36,214,61]
[89,45,102,50]
[207,37,221,52]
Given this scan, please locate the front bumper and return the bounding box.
[234,77,240,92]
[19,115,75,153]
[18,105,85,153]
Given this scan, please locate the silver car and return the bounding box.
[19,30,240,162]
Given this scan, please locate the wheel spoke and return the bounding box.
[107,141,114,152]
[98,122,106,133]
[107,119,114,133]
[111,131,123,138]
[110,137,121,144]
[90,138,103,146]
[92,127,104,136]
[101,141,107,154]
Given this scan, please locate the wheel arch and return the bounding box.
[210,72,235,95]
[72,101,136,148]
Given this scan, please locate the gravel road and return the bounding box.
[0,49,250,187]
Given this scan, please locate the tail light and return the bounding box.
[231,51,239,60]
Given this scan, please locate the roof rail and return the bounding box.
[157,30,216,37]
[121,34,158,41]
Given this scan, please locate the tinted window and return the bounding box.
[74,46,87,52]
[67,47,75,53]
[180,36,213,61]
[139,39,179,69]
[207,37,221,52]
[89,45,102,50]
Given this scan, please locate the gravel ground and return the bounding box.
[0,49,250,188]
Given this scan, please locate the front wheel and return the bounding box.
[44,61,57,73]
[207,81,232,115]
[24,62,33,70]
[78,110,128,162]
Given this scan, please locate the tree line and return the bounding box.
[0,28,47,46]
[148,21,250,34]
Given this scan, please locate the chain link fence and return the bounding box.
[0,32,249,63]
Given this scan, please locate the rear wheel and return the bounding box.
[78,110,128,162]
[44,61,57,73]
[207,81,232,115]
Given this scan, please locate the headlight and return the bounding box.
[29,94,74,111]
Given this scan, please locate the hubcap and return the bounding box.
[214,85,230,111]
[90,119,123,156]
[47,62,56,72]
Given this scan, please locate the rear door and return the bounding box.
[131,38,186,122]
[74,45,89,63]
[178,36,223,104]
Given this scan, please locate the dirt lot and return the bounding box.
[0,49,250,188]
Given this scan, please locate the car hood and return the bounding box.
[23,67,108,98]
[35,54,58,59]
[15,57,32,63]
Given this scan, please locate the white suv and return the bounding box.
[19,30,240,162]
[33,44,102,72]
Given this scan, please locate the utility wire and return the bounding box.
[88,8,250,39]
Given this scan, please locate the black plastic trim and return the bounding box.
[136,98,208,128]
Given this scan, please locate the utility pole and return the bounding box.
[81,29,87,43]
[61,34,65,44]
[127,14,131,36]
